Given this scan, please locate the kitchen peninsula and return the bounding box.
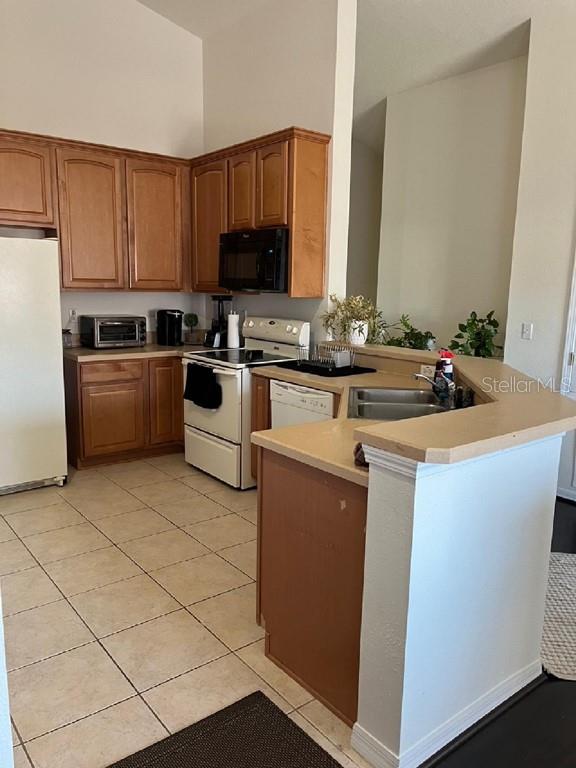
[252,345,576,768]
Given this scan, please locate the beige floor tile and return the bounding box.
[237,505,258,525]
[151,496,229,527]
[190,583,264,650]
[206,487,257,513]
[69,574,179,637]
[44,546,142,597]
[63,486,146,521]
[289,712,358,768]
[185,514,256,551]
[119,529,208,571]
[9,643,134,741]
[236,640,314,708]
[59,473,117,496]
[143,654,290,733]
[180,473,229,494]
[146,453,199,479]
[0,487,61,516]
[219,540,257,579]
[12,722,20,746]
[25,697,167,768]
[4,600,93,670]
[1,567,61,616]
[5,502,84,538]
[130,480,200,507]
[0,517,16,543]
[298,700,372,767]
[23,523,109,565]
[102,609,227,691]
[13,745,31,768]
[153,553,251,604]
[93,507,175,544]
[98,461,171,489]
[0,540,36,576]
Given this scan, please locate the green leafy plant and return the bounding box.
[183,313,198,330]
[449,310,501,357]
[321,294,387,344]
[385,314,436,350]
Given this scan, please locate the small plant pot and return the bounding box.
[349,321,368,346]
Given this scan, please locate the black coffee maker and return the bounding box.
[204,296,232,348]
[157,309,183,346]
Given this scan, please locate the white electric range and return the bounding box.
[182,316,310,489]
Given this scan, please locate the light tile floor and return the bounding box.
[0,453,370,768]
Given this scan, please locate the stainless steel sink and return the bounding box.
[348,388,448,420]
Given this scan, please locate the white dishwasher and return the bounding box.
[270,380,334,427]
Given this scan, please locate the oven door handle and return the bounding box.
[212,367,239,377]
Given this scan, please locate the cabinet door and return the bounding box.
[0,138,55,225]
[81,381,146,457]
[251,375,270,479]
[256,141,288,228]
[149,358,183,445]
[191,160,228,292]
[126,158,183,290]
[57,149,126,289]
[228,151,255,230]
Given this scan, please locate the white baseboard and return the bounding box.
[351,660,542,768]
[557,486,576,502]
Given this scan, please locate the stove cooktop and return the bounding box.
[185,348,294,368]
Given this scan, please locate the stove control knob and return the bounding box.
[248,320,255,328]
[286,324,292,332]
[292,327,299,335]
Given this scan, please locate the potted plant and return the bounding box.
[321,294,386,345]
[183,312,199,344]
[449,310,501,357]
[385,314,436,350]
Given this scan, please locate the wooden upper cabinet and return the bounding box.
[191,160,227,293]
[149,357,183,445]
[57,148,126,289]
[126,158,183,290]
[256,141,288,228]
[228,151,255,230]
[0,138,55,226]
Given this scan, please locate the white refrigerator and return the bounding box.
[0,236,67,494]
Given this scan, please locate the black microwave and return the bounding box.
[219,228,288,292]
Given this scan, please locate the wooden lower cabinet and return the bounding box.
[149,357,183,444]
[250,374,271,478]
[82,381,146,457]
[65,355,183,467]
[258,449,367,724]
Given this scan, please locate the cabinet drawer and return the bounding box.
[80,360,145,384]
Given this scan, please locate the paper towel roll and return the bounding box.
[227,312,240,348]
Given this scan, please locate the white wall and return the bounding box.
[347,139,383,301]
[377,57,527,347]
[202,0,357,338]
[505,7,576,383]
[0,0,203,156]
[60,292,209,334]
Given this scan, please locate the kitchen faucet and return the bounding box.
[414,372,456,409]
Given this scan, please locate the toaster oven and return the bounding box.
[79,315,147,349]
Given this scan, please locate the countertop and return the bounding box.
[63,344,205,362]
[251,346,576,484]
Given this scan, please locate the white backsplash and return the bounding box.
[59,292,210,332]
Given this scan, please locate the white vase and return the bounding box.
[349,321,368,346]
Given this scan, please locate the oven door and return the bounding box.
[182,360,242,443]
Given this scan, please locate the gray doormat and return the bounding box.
[107,691,342,767]
[542,552,576,680]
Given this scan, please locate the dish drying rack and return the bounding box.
[297,343,357,370]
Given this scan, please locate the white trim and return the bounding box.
[351,723,399,768]
[560,244,576,395]
[351,660,541,768]
[363,434,565,480]
[557,485,576,502]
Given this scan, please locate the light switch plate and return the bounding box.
[521,322,534,340]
